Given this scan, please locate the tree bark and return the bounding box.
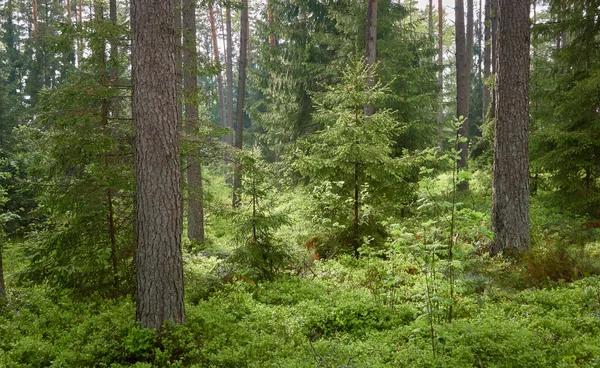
[364,0,377,116]
[131,0,185,329]
[183,0,205,242]
[490,0,530,256]
[455,0,471,189]
[483,0,491,123]
[233,0,249,207]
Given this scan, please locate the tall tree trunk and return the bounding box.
[436,0,444,125]
[77,0,83,65]
[232,0,249,208]
[208,1,226,129]
[490,0,498,120]
[33,0,39,42]
[247,18,251,69]
[183,0,205,242]
[490,0,531,256]
[483,0,491,123]
[224,4,234,183]
[364,0,377,116]
[428,0,434,36]
[131,0,185,330]
[95,1,119,290]
[66,0,71,21]
[455,0,471,189]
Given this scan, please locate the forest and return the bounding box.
[0,0,599,366]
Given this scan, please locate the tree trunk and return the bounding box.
[95,1,119,289]
[490,0,530,256]
[77,0,83,65]
[33,0,39,42]
[233,0,249,208]
[183,0,205,242]
[455,0,471,189]
[208,1,226,129]
[224,4,234,183]
[436,0,444,125]
[483,0,491,122]
[364,0,377,116]
[131,0,185,329]
[428,0,434,37]
[490,0,498,119]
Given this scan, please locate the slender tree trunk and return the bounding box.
[224,4,234,184]
[490,0,531,256]
[131,0,185,330]
[233,0,249,208]
[209,1,226,129]
[66,0,71,21]
[428,0,434,36]
[77,0,83,65]
[455,0,471,189]
[95,2,119,289]
[364,0,377,116]
[483,0,491,123]
[183,0,205,242]
[33,0,39,42]
[437,0,444,125]
[490,0,498,120]
[247,18,251,69]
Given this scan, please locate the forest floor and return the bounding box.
[2,173,600,367]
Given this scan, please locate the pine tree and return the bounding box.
[132,0,185,329]
[490,0,531,255]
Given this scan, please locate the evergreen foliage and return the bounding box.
[530,0,600,216]
[295,57,419,256]
[16,9,134,294]
[230,148,292,281]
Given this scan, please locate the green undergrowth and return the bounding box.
[2,271,600,367]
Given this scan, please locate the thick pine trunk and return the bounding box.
[490,0,530,256]
[131,0,184,329]
[233,0,249,207]
[183,0,205,242]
